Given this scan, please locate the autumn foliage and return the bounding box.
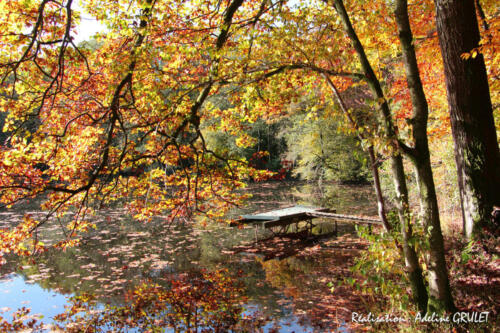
[0,0,499,328]
[0,0,498,260]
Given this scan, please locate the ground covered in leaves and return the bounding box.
[446,231,500,330]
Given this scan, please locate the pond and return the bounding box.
[0,181,377,332]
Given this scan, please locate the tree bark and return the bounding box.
[394,0,455,313]
[389,152,428,314]
[368,145,390,229]
[331,0,428,314]
[434,0,500,240]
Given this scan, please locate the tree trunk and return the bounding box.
[434,0,500,240]
[368,146,390,229]
[390,153,429,314]
[368,145,429,314]
[394,0,455,313]
[331,0,428,314]
[413,150,456,312]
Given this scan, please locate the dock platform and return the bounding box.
[235,205,381,236]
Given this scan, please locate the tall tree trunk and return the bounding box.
[434,0,500,240]
[390,150,429,314]
[394,0,456,313]
[331,0,428,314]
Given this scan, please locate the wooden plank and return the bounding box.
[305,211,381,225]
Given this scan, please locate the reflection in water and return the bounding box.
[53,269,259,332]
[258,234,370,330]
[0,181,377,332]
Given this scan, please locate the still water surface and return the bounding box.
[0,181,377,332]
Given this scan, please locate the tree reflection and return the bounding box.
[257,236,370,331]
[53,268,263,332]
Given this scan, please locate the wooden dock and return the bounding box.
[235,205,381,236]
[305,211,381,224]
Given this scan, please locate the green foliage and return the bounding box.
[461,241,474,264]
[282,111,371,183]
[204,119,287,173]
[350,225,413,313]
[203,88,372,183]
[204,108,372,183]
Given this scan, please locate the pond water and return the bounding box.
[0,181,377,332]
